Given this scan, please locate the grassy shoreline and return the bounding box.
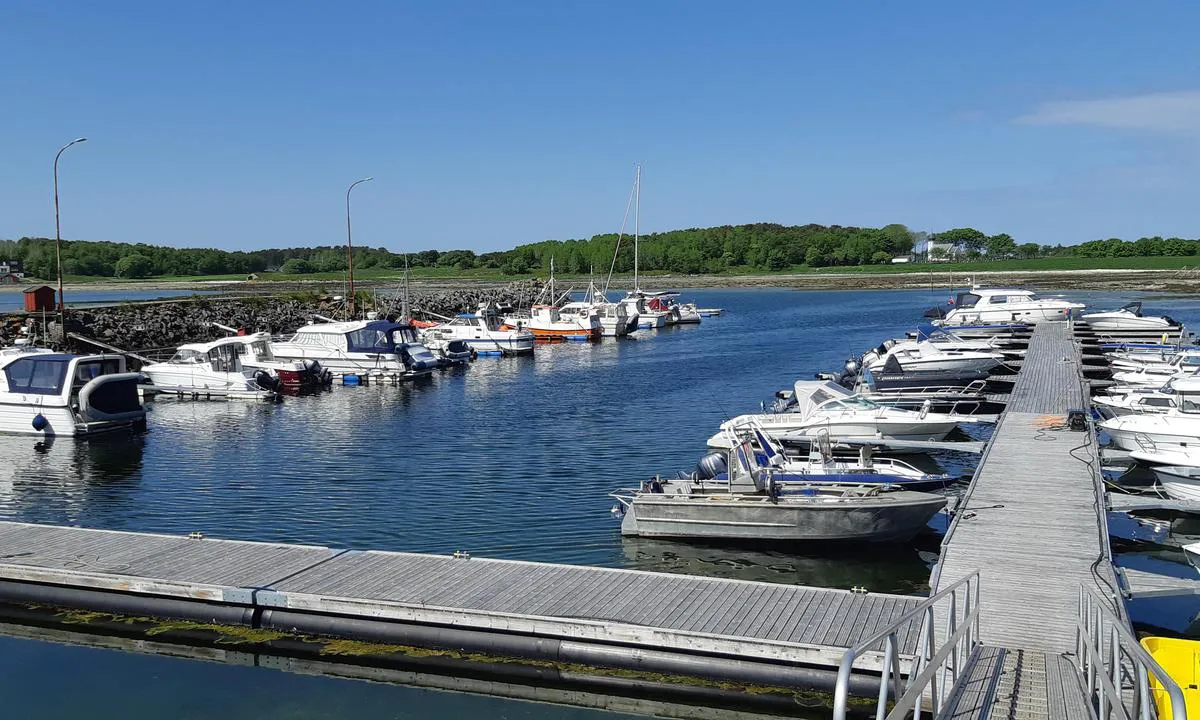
[3,256,1199,294]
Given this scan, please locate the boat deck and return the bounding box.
[0,520,923,681]
[933,322,1115,718]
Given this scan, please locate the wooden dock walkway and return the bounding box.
[932,321,1114,719]
[0,520,923,689]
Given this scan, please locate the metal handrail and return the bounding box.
[1077,584,1186,720]
[832,571,981,720]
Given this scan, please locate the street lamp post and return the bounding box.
[54,137,87,323]
[345,176,373,318]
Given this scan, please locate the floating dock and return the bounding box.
[0,520,923,696]
[931,322,1117,718]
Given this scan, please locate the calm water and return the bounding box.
[0,287,1196,718]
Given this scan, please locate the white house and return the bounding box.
[918,239,957,262]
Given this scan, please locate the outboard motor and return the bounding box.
[253,369,279,391]
[845,357,861,374]
[693,451,728,481]
[924,305,949,319]
[305,360,333,386]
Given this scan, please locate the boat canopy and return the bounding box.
[789,380,854,416]
[915,324,950,341]
[345,321,420,353]
[4,353,73,395]
[952,292,981,308]
[3,354,125,396]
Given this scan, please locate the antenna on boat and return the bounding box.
[401,254,411,321]
[603,167,638,295]
[633,163,641,294]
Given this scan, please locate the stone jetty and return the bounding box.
[2,280,543,355]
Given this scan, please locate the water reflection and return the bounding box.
[0,434,145,525]
[620,536,935,594]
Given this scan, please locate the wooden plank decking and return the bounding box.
[936,322,1115,653]
[934,322,1113,719]
[0,519,923,677]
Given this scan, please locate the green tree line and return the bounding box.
[4,225,1200,280]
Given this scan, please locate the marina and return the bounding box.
[0,288,1194,718]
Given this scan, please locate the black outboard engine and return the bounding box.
[693,451,728,481]
[253,369,279,391]
[924,305,949,319]
[304,360,333,386]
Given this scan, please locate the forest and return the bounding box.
[3,224,1200,280]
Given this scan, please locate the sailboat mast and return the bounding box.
[634,163,641,293]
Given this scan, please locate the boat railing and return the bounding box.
[1132,433,1160,456]
[1076,584,1185,720]
[832,571,981,720]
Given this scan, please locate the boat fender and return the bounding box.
[31,414,47,431]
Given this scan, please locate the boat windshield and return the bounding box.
[4,354,72,395]
[822,397,880,411]
[207,344,242,373]
[391,326,421,345]
[170,348,207,364]
[250,340,274,361]
[1180,395,1200,415]
[346,327,394,353]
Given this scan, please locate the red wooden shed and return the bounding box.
[23,285,56,313]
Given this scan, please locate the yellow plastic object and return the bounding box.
[1140,636,1200,719]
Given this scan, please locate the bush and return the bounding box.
[279,258,315,274]
[114,253,154,278]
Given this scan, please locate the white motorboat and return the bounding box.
[272,319,440,379]
[1082,302,1177,331]
[1100,379,1200,450]
[706,380,980,449]
[140,337,278,400]
[704,426,954,490]
[1149,466,1200,502]
[560,282,635,337]
[423,303,535,355]
[227,332,331,392]
[859,340,1004,375]
[1110,355,1200,389]
[1101,413,1200,452]
[620,293,670,329]
[635,291,701,326]
[0,352,146,436]
[933,288,1084,325]
[1092,385,1178,419]
[909,326,1026,358]
[1109,349,1200,375]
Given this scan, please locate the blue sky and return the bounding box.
[4,1,1200,252]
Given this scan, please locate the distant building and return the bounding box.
[0,260,24,278]
[917,239,957,262]
[23,285,56,313]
